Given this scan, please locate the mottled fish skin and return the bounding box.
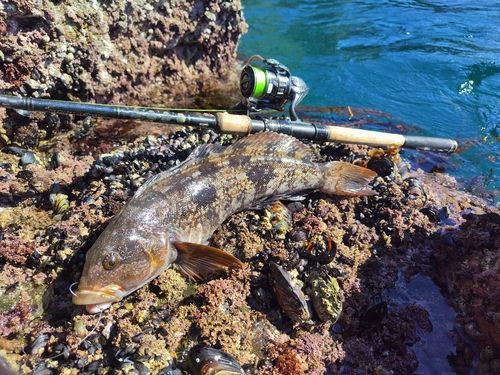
[72,132,377,313]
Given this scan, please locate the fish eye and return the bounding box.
[102,252,120,270]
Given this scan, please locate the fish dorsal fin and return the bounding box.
[135,133,311,197]
[173,241,244,281]
[188,143,227,159]
[134,143,226,197]
[135,172,163,196]
[224,132,314,162]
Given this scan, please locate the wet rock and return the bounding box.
[0,108,498,375]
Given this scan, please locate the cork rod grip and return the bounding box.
[216,113,253,135]
[326,126,406,147]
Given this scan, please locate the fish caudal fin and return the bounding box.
[321,162,378,197]
[173,241,244,281]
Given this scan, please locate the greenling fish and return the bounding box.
[72,132,377,313]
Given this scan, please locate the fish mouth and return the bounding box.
[72,284,125,313]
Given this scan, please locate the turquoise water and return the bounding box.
[238,0,500,203]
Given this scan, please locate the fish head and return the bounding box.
[72,223,176,313]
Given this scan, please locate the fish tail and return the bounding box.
[320,162,378,196]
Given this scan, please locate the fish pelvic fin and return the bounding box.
[173,241,244,281]
[320,161,378,196]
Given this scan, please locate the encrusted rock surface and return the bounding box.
[0,0,246,107]
[0,117,498,374]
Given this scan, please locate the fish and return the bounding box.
[72,132,377,313]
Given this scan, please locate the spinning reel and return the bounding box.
[238,55,308,121]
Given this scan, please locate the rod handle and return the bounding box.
[325,126,406,147]
[215,113,252,135]
[325,125,458,153]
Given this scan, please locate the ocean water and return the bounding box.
[238,0,500,204]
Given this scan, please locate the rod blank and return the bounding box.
[0,94,458,153]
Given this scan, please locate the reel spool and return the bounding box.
[239,55,309,121]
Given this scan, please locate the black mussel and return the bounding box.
[367,156,396,178]
[396,160,410,180]
[158,364,183,375]
[16,169,33,181]
[76,356,88,369]
[478,212,500,225]
[21,151,41,166]
[0,355,17,375]
[299,234,337,265]
[50,152,64,169]
[33,362,54,375]
[27,333,50,356]
[31,67,42,81]
[132,361,151,375]
[286,201,304,213]
[183,344,244,375]
[114,344,137,361]
[3,146,28,157]
[26,250,41,267]
[437,206,453,223]
[269,262,312,324]
[52,342,70,359]
[420,207,440,222]
[289,227,308,242]
[403,177,427,207]
[85,359,106,373]
[43,114,61,137]
[3,146,40,166]
[360,302,388,327]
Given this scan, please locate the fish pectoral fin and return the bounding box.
[321,162,378,196]
[172,241,244,281]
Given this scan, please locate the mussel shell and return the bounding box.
[27,333,50,356]
[478,212,500,225]
[300,235,337,265]
[307,268,342,323]
[367,156,396,178]
[269,262,312,324]
[0,356,17,375]
[403,177,427,205]
[50,152,64,169]
[396,160,410,180]
[33,362,54,375]
[49,193,70,214]
[360,302,388,327]
[183,345,244,375]
[420,207,440,222]
[21,151,41,166]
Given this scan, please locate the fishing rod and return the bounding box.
[0,55,458,153]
